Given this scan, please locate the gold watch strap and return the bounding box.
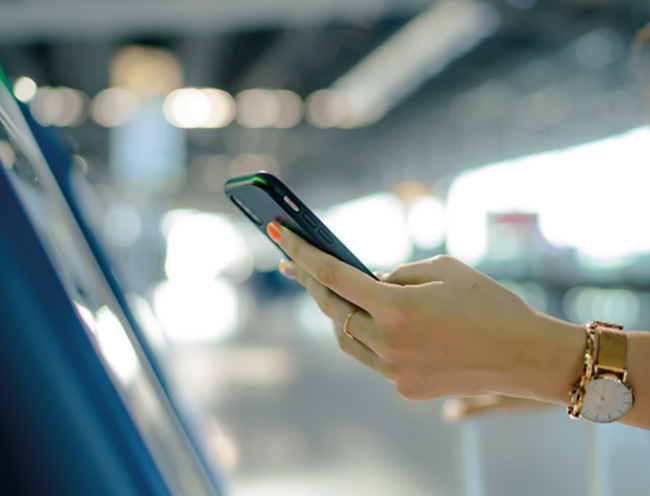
[596,325,627,376]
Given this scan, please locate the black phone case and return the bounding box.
[224,172,378,280]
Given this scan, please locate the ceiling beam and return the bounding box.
[0,0,434,43]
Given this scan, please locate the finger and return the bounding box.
[442,395,554,423]
[280,259,380,348]
[268,222,386,313]
[333,325,388,377]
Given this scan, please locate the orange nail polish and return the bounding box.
[267,221,282,242]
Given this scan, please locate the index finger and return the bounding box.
[267,221,386,312]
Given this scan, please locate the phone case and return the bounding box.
[224,172,377,280]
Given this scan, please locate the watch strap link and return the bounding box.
[596,323,627,377]
[568,326,597,419]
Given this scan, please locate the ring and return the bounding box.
[343,307,361,340]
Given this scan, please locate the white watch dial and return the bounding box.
[581,375,633,423]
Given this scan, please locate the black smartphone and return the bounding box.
[224,171,378,280]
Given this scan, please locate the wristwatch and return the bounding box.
[568,321,634,423]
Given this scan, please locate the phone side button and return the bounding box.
[318,228,334,244]
[283,195,300,212]
[302,211,318,228]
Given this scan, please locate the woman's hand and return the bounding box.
[267,222,586,404]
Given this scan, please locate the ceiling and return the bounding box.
[1,0,649,209]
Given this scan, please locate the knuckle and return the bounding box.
[373,328,400,358]
[283,234,299,259]
[315,265,337,287]
[316,298,334,319]
[290,268,306,286]
[381,305,413,333]
[334,329,348,351]
[373,334,391,356]
[431,254,455,266]
[387,265,407,281]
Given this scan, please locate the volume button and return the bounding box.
[318,228,333,244]
[302,211,318,228]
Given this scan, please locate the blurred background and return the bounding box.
[2,0,650,494]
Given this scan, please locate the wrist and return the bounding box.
[503,312,586,405]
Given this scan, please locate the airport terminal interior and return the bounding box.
[1,0,650,495]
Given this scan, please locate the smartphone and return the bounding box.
[224,171,378,280]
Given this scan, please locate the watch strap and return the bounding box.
[596,324,627,377]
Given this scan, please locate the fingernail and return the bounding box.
[267,221,282,242]
[279,259,294,279]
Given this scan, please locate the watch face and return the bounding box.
[581,376,634,423]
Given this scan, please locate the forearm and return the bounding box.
[621,332,650,429]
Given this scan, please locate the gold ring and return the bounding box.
[343,307,361,340]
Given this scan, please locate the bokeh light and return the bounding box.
[322,193,412,270]
[102,202,142,247]
[111,45,182,97]
[235,88,281,128]
[272,89,303,128]
[202,88,236,128]
[13,76,37,102]
[446,127,650,264]
[91,87,139,127]
[162,87,236,129]
[152,279,239,344]
[305,89,350,128]
[164,88,211,128]
[406,196,446,249]
[563,287,641,329]
[29,86,89,127]
[162,210,251,282]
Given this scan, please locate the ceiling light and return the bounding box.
[305,89,349,128]
[13,76,37,103]
[328,0,501,127]
[91,87,138,127]
[235,88,281,128]
[163,88,212,128]
[272,90,303,128]
[202,88,236,128]
[111,45,182,97]
[29,86,89,127]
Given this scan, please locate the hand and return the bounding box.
[267,222,585,403]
